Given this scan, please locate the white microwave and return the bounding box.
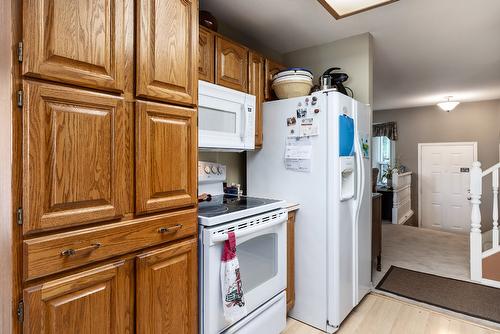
[198,81,256,151]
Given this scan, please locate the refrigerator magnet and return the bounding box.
[360,134,370,159]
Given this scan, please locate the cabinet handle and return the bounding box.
[61,243,102,257]
[158,224,183,234]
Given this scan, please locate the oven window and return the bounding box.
[199,106,237,134]
[237,233,278,292]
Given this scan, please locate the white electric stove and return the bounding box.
[198,161,288,334]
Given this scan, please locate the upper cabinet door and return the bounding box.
[248,51,265,148]
[136,0,198,106]
[215,36,248,92]
[198,27,215,83]
[23,81,127,235]
[135,101,197,214]
[22,0,131,92]
[136,239,198,334]
[23,260,133,334]
[265,59,287,101]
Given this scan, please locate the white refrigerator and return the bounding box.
[247,90,372,333]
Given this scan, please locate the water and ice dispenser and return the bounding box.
[339,114,355,201]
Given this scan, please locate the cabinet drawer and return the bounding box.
[24,208,197,281]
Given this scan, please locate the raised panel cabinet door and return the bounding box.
[215,36,248,92]
[23,0,132,92]
[23,81,128,235]
[136,238,197,334]
[23,260,133,334]
[136,0,198,106]
[248,51,265,148]
[198,27,215,82]
[135,101,197,214]
[265,58,287,101]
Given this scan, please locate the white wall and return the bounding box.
[284,33,374,106]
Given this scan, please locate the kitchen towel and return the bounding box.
[220,231,247,322]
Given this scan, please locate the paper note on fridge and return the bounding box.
[284,137,312,172]
[285,138,312,159]
[285,159,311,172]
[299,118,319,137]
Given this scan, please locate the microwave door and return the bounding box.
[198,97,245,150]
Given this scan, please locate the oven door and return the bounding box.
[201,209,287,334]
[198,81,255,151]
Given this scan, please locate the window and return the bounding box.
[372,136,395,185]
[380,136,391,164]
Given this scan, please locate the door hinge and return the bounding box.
[17,207,23,226]
[17,42,23,63]
[17,90,23,108]
[17,300,24,323]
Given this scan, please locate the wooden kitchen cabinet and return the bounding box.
[287,208,298,312]
[23,80,128,235]
[199,26,215,83]
[136,0,198,106]
[265,59,287,101]
[22,0,132,92]
[216,36,248,92]
[136,238,198,334]
[23,260,134,334]
[5,0,200,331]
[372,193,382,272]
[248,51,265,148]
[135,101,197,214]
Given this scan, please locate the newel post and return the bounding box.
[492,169,499,249]
[470,161,483,282]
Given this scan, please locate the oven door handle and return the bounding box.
[209,214,287,245]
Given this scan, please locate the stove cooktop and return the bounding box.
[198,194,286,226]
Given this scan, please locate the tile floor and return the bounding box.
[372,223,470,285]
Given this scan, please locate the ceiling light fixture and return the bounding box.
[437,96,460,112]
[317,0,399,19]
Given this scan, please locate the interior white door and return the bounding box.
[419,143,476,233]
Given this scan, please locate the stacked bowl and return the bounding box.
[272,68,313,99]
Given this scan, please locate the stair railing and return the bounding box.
[469,161,500,285]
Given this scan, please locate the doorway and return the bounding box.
[418,142,477,233]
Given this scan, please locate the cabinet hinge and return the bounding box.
[17,90,23,108]
[17,300,24,323]
[17,207,23,226]
[17,42,23,63]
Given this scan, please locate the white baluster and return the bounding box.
[470,161,483,282]
[493,169,499,249]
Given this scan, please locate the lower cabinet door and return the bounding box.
[23,260,134,334]
[136,238,198,334]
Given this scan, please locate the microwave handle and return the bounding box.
[240,104,247,140]
[209,213,286,245]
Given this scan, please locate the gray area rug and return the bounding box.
[376,266,500,323]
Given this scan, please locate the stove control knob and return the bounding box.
[204,166,211,174]
[217,167,223,174]
[211,166,218,174]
